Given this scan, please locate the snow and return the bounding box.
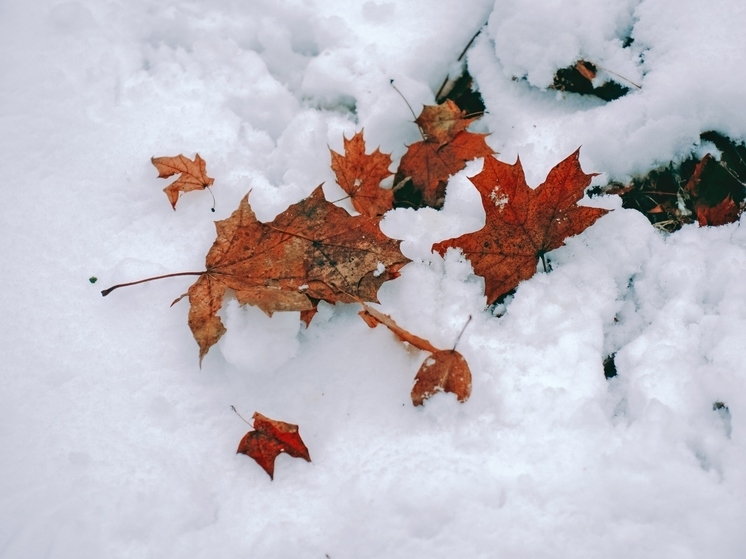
[1,0,745,557]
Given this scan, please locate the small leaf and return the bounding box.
[152,153,215,210]
[89,276,98,284]
[686,154,743,226]
[237,412,311,480]
[411,350,472,406]
[330,131,394,217]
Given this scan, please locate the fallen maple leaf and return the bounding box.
[358,302,439,353]
[394,100,494,209]
[695,195,740,226]
[358,302,472,406]
[186,186,410,362]
[330,131,394,217]
[685,154,743,226]
[434,149,608,303]
[414,100,477,147]
[152,153,215,210]
[411,350,472,406]
[237,412,311,479]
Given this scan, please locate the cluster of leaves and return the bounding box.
[102,97,612,478]
[392,100,494,209]
[597,131,746,232]
[101,27,746,477]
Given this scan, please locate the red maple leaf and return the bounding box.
[685,154,743,226]
[237,412,311,479]
[434,150,608,303]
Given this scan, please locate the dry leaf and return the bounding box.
[330,131,394,217]
[685,154,743,226]
[434,149,608,303]
[357,303,473,407]
[695,195,740,226]
[394,100,494,209]
[415,100,477,147]
[237,412,311,479]
[186,186,410,362]
[358,302,439,353]
[411,350,472,406]
[152,153,215,210]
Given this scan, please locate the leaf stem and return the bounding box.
[206,185,216,212]
[390,80,427,142]
[231,405,254,427]
[390,79,418,121]
[100,271,205,297]
[452,315,472,351]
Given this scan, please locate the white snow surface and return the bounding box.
[1,0,745,557]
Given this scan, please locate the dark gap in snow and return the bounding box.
[713,401,732,438]
[599,132,746,232]
[603,353,617,379]
[436,68,486,117]
[552,61,631,102]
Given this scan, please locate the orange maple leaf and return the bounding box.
[394,100,494,209]
[434,149,609,303]
[330,131,394,217]
[237,412,311,480]
[411,350,472,406]
[185,186,410,362]
[152,153,215,210]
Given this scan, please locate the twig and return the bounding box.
[100,271,205,297]
[452,315,472,351]
[435,23,486,100]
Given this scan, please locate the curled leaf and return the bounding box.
[237,412,311,480]
[411,350,472,406]
[358,302,439,353]
[152,153,215,210]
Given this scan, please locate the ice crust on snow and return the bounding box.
[1,0,745,557]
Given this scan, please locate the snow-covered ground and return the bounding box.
[1,0,745,557]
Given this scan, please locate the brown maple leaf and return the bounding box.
[330,131,394,217]
[411,349,472,406]
[415,100,476,147]
[394,100,494,209]
[237,412,311,479]
[358,302,472,406]
[152,153,215,210]
[186,186,410,362]
[434,149,608,303]
[358,302,439,353]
